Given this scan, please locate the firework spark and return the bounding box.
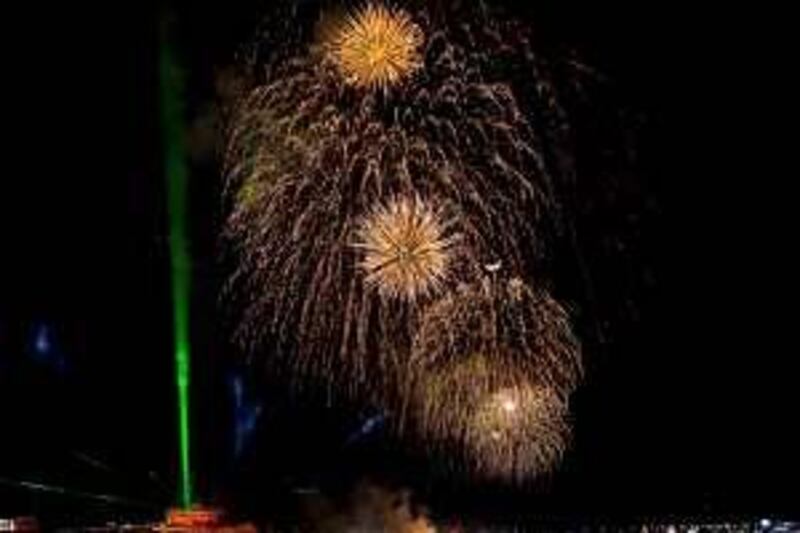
[324,3,423,90]
[354,196,457,301]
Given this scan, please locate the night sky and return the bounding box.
[1,0,796,527]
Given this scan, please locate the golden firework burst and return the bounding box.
[325,3,423,89]
[354,197,457,301]
[410,354,571,481]
[467,384,570,480]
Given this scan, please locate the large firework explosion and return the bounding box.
[399,277,579,480]
[408,353,571,482]
[222,0,587,480]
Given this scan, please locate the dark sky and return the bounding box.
[1,0,796,526]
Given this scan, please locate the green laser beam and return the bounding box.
[158,18,193,509]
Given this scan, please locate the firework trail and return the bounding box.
[222,0,586,479]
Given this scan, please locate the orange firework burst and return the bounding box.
[325,3,423,89]
[354,197,458,301]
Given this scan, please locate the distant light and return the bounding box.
[0,517,40,531]
[34,325,50,354]
[344,413,386,445]
[360,414,385,434]
[230,374,263,458]
[761,518,772,529]
[666,526,677,533]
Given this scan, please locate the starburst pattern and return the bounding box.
[354,197,457,301]
[325,3,423,89]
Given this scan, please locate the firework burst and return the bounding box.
[408,353,571,481]
[468,384,569,480]
[222,0,588,477]
[354,196,458,301]
[323,3,423,90]
[398,277,581,479]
